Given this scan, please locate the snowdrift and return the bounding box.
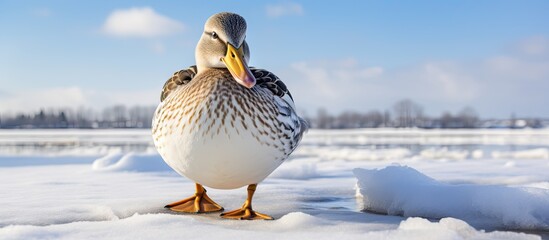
[92,153,171,172]
[0,212,537,240]
[354,166,549,230]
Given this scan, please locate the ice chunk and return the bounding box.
[365,217,540,240]
[354,166,549,230]
[92,153,171,172]
[91,152,124,169]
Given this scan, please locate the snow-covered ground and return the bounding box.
[1,128,549,239]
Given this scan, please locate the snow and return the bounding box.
[1,128,549,239]
[303,128,549,146]
[297,146,412,161]
[0,129,155,156]
[92,152,172,172]
[354,166,549,230]
[0,214,537,240]
[492,148,549,159]
[419,148,469,160]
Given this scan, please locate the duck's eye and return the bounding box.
[211,31,218,40]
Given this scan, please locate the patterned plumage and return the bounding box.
[152,67,306,187]
[160,66,293,103]
[151,12,306,220]
[160,66,197,102]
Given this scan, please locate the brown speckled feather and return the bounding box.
[160,65,292,102]
[160,66,198,102]
[251,67,293,101]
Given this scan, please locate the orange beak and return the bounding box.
[221,43,256,88]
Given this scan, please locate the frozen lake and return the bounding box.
[1,128,549,157]
[1,128,548,239]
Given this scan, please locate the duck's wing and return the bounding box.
[251,68,308,146]
[160,65,198,102]
[251,68,293,101]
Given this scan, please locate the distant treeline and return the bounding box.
[0,106,156,129]
[0,99,546,129]
[306,99,546,129]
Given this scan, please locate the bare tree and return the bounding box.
[362,110,383,128]
[393,99,423,128]
[457,107,479,128]
[440,112,454,128]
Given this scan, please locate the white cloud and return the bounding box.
[516,36,549,56]
[0,87,159,113]
[420,62,479,101]
[2,37,547,118]
[98,90,158,107]
[285,59,387,112]
[266,2,304,17]
[485,55,549,80]
[284,58,486,114]
[279,36,549,117]
[0,87,88,113]
[102,7,184,38]
[290,62,336,98]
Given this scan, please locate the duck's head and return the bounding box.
[196,12,256,88]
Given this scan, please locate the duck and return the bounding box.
[152,12,307,220]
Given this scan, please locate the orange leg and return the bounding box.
[165,183,223,213]
[220,184,273,220]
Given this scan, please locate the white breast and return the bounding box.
[152,78,293,189]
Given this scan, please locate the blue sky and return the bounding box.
[1,1,549,118]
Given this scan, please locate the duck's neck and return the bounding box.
[196,65,229,75]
